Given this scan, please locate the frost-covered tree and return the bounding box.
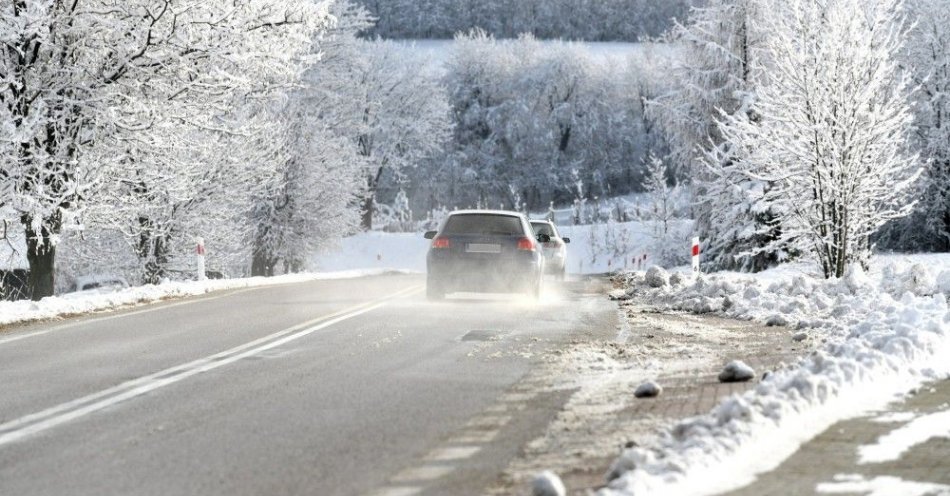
[306,30,450,231]
[648,0,764,175]
[644,155,679,265]
[647,0,778,272]
[352,41,451,230]
[716,0,920,278]
[0,0,329,298]
[101,112,288,283]
[888,0,950,251]
[246,1,369,276]
[250,123,363,276]
[356,0,696,41]
[426,31,668,212]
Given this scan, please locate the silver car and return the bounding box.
[530,220,570,280]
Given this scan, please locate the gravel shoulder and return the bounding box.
[485,286,819,495]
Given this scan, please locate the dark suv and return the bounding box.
[424,210,548,300]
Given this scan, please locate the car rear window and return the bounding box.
[531,222,556,237]
[442,214,524,235]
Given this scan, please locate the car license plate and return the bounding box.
[466,243,501,254]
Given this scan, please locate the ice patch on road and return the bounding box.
[816,474,950,496]
[869,411,918,424]
[858,407,950,464]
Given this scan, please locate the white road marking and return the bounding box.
[465,414,512,429]
[391,465,456,483]
[0,285,422,448]
[365,487,421,496]
[426,446,482,461]
[0,287,258,347]
[449,430,499,444]
[500,392,536,402]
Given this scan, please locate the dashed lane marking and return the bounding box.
[365,486,421,496]
[465,414,512,429]
[426,446,482,462]
[449,430,500,444]
[391,465,456,483]
[500,392,537,402]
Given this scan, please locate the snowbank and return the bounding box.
[0,269,405,328]
[603,256,950,495]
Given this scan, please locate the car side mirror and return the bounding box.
[537,234,551,243]
[424,231,438,240]
[562,237,571,244]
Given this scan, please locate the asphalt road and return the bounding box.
[0,274,617,496]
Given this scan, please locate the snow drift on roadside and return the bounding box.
[602,260,950,496]
[0,269,405,328]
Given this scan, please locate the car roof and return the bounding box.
[530,220,554,225]
[448,209,525,218]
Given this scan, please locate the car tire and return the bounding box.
[427,278,445,301]
[528,274,542,300]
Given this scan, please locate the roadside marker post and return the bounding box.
[196,237,206,281]
[691,237,701,275]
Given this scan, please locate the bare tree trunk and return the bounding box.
[251,250,277,277]
[24,219,57,301]
[251,227,278,277]
[361,194,374,231]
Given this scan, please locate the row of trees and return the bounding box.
[1,0,334,298]
[397,32,672,214]
[652,0,949,278]
[355,0,697,41]
[1,1,450,298]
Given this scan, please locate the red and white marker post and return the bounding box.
[691,237,701,274]
[196,237,207,281]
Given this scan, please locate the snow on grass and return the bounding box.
[602,254,950,496]
[0,269,405,329]
[316,231,429,273]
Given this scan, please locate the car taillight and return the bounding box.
[432,237,451,249]
[517,237,536,251]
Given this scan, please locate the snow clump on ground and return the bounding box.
[645,266,670,288]
[718,361,755,383]
[532,470,567,496]
[602,258,950,496]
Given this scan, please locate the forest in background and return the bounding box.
[353,0,699,41]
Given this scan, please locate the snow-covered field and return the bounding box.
[601,255,950,495]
